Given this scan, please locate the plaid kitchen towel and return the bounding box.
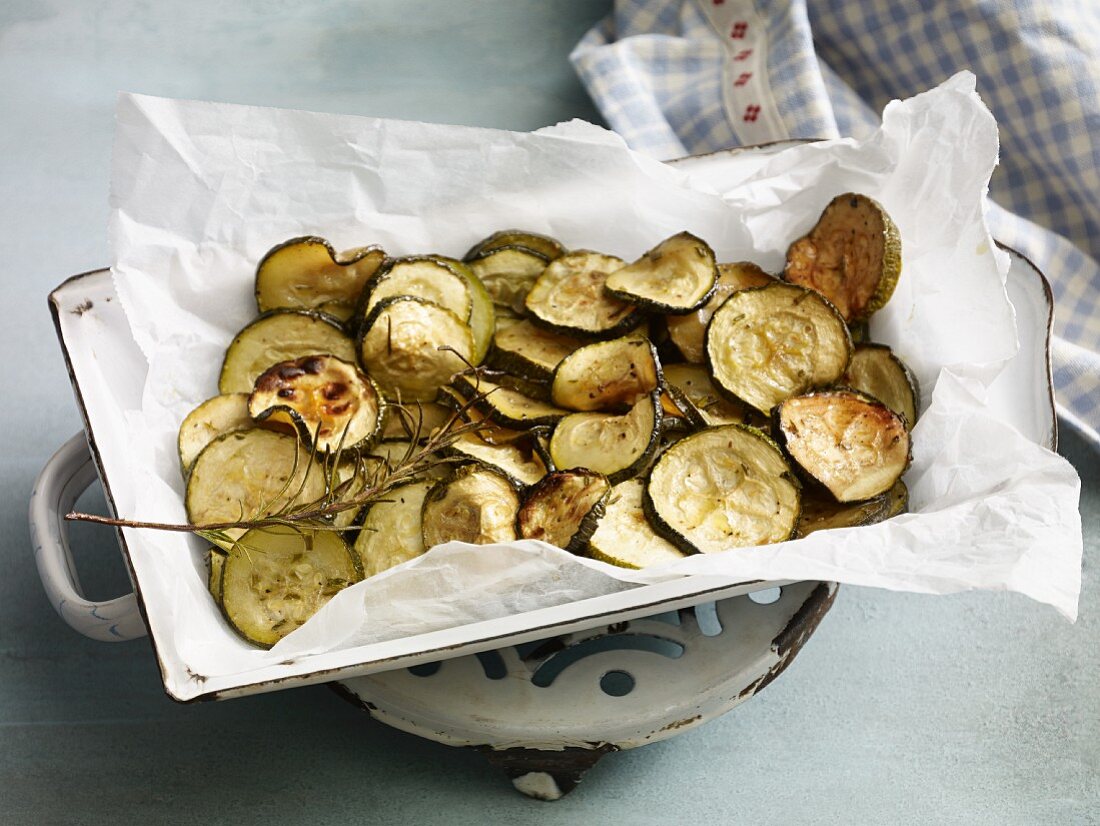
[571,0,1100,446]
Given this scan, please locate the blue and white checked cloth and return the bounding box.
[571,0,1100,446]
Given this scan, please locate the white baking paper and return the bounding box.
[109,71,1082,684]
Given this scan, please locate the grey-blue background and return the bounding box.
[3,2,1098,823]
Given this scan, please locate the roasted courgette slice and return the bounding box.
[795,479,909,538]
[451,373,568,428]
[421,465,520,547]
[178,393,255,474]
[380,401,454,442]
[352,479,434,578]
[220,525,361,647]
[248,355,384,453]
[662,363,761,428]
[666,262,773,363]
[360,256,473,323]
[255,236,385,322]
[551,333,660,412]
[774,389,910,502]
[844,344,920,429]
[207,547,226,604]
[489,320,583,382]
[358,296,474,402]
[219,311,357,394]
[466,245,548,314]
[605,232,718,314]
[784,193,902,323]
[445,431,548,487]
[587,478,686,569]
[548,391,661,483]
[524,251,642,339]
[643,425,800,554]
[516,469,611,553]
[431,256,495,364]
[185,429,326,531]
[366,440,450,479]
[464,229,565,263]
[706,282,851,414]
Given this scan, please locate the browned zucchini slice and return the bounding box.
[358,296,474,402]
[421,465,520,546]
[516,469,611,553]
[844,344,920,428]
[248,355,384,452]
[220,526,361,647]
[489,319,584,382]
[643,425,800,554]
[775,390,910,502]
[666,262,773,362]
[796,479,908,538]
[451,373,568,428]
[178,393,254,474]
[219,311,357,394]
[705,282,851,414]
[548,391,661,483]
[605,232,718,314]
[524,251,642,339]
[361,256,473,322]
[587,478,686,568]
[352,479,434,577]
[784,193,902,323]
[445,431,548,487]
[662,363,760,428]
[255,236,385,322]
[464,229,565,262]
[551,333,660,412]
[466,245,548,313]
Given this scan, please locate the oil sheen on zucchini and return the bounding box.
[353,479,434,578]
[255,236,385,321]
[605,232,718,314]
[220,525,361,647]
[178,393,255,474]
[705,281,851,414]
[445,431,548,487]
[587,478,686,569]
[361,256,473,323]
[421,465,520,546]
[551,333,660,412]
[843,344,920,429]
[644,425,800,554]
[548,391,661,483]
[667,262,773,363]
[524,251,642,339]
[516,469,611,553]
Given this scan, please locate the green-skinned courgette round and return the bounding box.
[360,256,473,323]
[784,192,902,323]
[464,229,565,263]
[643,425,801,554]
[430,256,495,364]
[489,319,584,382]
[421,465,520,547]
[662,363,761,428]
[207,547,227,604]
[524,250,642,340]
[220,525,361,647]
[445,431,548,487]
[451,373,568,428]
[548,391,661,484]
[605,231,718,314]
[466,245,549,314]
[358,296,474,402]
[705,281,851,414]
[795,479,909,538]
[843,344,920,429]
[255,236,386,322]
[516,469,611,553]
[774,389,910,503]
[219,310,358,395]
[587,478,686,569]
[551,333,660,412]
[353,478,434,578]
[178,393,256,475]
[666,261,773,363]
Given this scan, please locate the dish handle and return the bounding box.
[29,432,147,642]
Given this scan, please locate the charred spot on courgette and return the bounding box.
[662,363,762,428]
[795,479,909,538]
[358,296,474,402]
[551,334,660,412]
[666,261,773,363]
[784,193,901,323]
[587,478,686,569]
[605,232,718,314]
[464,229,565,263]
[516,469,611,553]
[248,355,384,453]
[844,344,920,429]
[705,281,851,414]
[466,245,548,314]
[353,479,434,578]
[360,256,473,323]
[643,425,800,554]
[421,465,520,547]
[548,391,661,484]
[255,236,385,322]
[524,251,642,340]
[178,393,256,475]
[219,526,361,647]
[489,320,584,382]
[451,373,568,428]
[774,389,910,503]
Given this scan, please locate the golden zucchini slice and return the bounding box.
[464,229,565,263]
[548,391,661,483]
[451,374,569,428]
[353,479,434,578]
[662,363,760,428]
[516,469,611,553]
[796,480,908,538]
[219,311,357,395]
[361,256,473,323]
[248,355,384,452]
[220,526,361,647]
[605,231,718,314]
[358,296,474,402]
[446,431,548,487]
[551,333,660,412]
[255,236,385,321]
[490,319,584,382]
[667,262,773,363]
[844,344,920,429]
[643,425,801,554]
[421,465,520,547]
[587,478,686,569]
[466,245,548,314]
[178,393,255,474]
[784,193,902,323]
[431,256,495,365]
[706,281,851,414]
[775,390,910,502]
[524,251,641,339]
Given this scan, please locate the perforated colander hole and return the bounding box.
[599,670,635,697]
[748,587,782,605]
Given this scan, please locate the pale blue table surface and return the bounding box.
[3,2,1099,823]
